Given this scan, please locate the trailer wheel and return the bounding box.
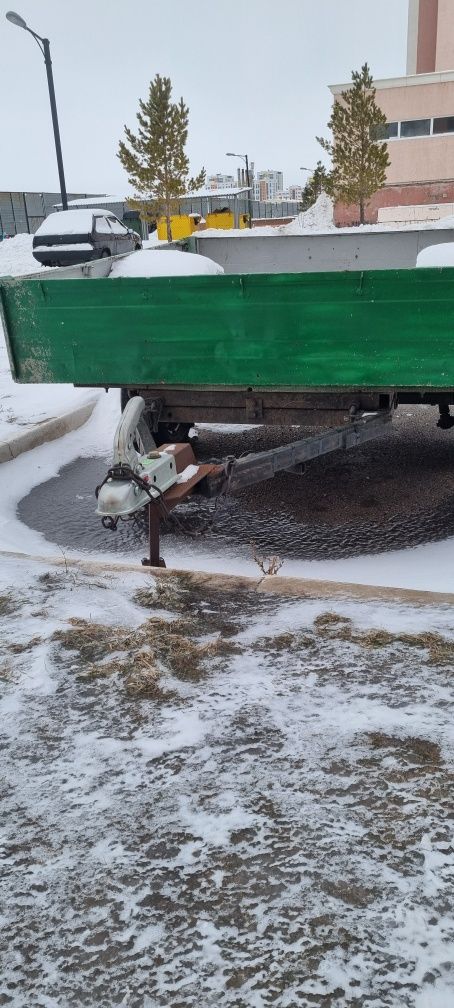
[120,392,193,447]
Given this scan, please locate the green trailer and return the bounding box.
[2,264,454,428]
[1,258,454,563]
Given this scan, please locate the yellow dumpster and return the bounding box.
[206,210,234,230]
[157,214,195,241]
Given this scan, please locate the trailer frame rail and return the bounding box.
[226,410,393,491]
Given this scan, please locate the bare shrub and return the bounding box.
[251,542,284,577]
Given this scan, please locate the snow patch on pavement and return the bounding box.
[0,233,99,440]
[0,389,120,557]
[0,232,43,277]
[0,553,453,1006]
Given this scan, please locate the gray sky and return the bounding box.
[1,0,409,194]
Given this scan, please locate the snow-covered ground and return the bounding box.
[1,549,454,1006]
[0,232,44,277]
[0,232,454,1008]
[0,235,99,439]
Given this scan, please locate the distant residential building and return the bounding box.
[274,185,304,201]
[252,170,284,201]
[207,174,236,190]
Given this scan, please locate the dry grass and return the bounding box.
[0,658,15,681]
[254,631,301,653]
[52,609,240,691]
[252,610,454,671]
[352,628,454,664]
[7,636,42,655]
[312,612,454,664]
[53,619,139,663]
[0,593,17,618]
[366,731,442,766]
[134,578,188,613]
[141,618,240,679]
[124,652,161,696]
[314,612,353,630]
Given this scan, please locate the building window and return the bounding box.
[400,118,431,138]
[372,122,398,140]
[433,116,454,134]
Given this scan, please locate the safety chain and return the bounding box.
[96,462,233,539]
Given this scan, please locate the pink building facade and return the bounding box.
[330,0,454,225]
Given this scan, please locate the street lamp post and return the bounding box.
[226,152,253,227]
[6,11,68,211]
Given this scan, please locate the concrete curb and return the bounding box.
[0,398,99,463]
[3,549,454,607]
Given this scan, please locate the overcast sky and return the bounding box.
[1,0,409,195]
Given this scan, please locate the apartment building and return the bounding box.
[330,0,454,224]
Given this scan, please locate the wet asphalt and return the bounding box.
[17,405,454,563]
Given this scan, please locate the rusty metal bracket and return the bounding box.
[142,502,166,568]
[144,397,164,432]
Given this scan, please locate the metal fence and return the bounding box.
[176,196,300,220]
[0,191,301,238]
[0,191,100,236]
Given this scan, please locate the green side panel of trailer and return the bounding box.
[1,268,454,389]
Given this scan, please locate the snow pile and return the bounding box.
[0,234,97,441]
[416,243,454,267]
[283,192,335,234]
[35,209,107,236]
[0,233,43,277]
[176,463,199,484]
[109,249,224,278]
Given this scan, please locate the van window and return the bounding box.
[95,216,112,234]
[108,217,128,235]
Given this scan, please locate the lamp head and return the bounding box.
[6,10,28,28]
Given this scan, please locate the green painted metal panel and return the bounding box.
[1,268,454,389]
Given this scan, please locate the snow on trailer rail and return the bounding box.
[1,247,454,565]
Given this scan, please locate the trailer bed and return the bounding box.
[1,267,454,392]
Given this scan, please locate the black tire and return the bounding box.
[101,248,111,258]
[134,243,141,251]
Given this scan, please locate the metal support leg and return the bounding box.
[142,503,166,568]
[437,404,454,430]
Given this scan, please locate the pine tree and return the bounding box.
[317,63,390,225]
[118,74,205,242]
[301,162,329,211]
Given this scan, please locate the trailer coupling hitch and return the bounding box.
[95,396,178,522]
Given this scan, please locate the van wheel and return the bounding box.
[134,243,141,251]
[101,248,111,258]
